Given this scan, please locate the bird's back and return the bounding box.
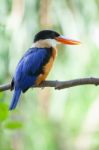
[12,47,57,92]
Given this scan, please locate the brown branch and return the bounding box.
[0,77,99,92]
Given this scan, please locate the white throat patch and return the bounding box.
[31,39,59,48]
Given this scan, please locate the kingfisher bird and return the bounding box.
[9,30,80,110]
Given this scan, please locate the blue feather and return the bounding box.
[9,47,52,110]
[9,88,21,110]
[14,48,49,91]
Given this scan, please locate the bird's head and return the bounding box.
[33,30,80,48]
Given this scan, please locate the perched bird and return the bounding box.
[9,30,80,110]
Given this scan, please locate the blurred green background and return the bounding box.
[0,0,99,150]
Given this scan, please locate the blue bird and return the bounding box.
[9,30,80,110]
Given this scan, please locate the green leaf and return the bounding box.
[0,103,9,122]
[5,121,23,129]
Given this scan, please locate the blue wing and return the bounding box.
[14,47,49,92]
[9,47,51,110]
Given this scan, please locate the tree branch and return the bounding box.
[0,77,99,92]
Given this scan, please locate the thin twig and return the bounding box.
[0,77,99,92]
[0,83,11,92]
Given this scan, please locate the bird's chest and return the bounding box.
[44,47,57,73]
[36,47,57,85]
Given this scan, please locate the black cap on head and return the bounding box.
[34,30,60,42]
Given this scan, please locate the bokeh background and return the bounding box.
[0,0,99,150]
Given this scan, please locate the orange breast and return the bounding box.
[36,47,57,85]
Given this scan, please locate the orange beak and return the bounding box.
[55,35,80,45]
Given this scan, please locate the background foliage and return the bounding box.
[0,0,99,149]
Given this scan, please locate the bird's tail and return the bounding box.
[9,88,21,110]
